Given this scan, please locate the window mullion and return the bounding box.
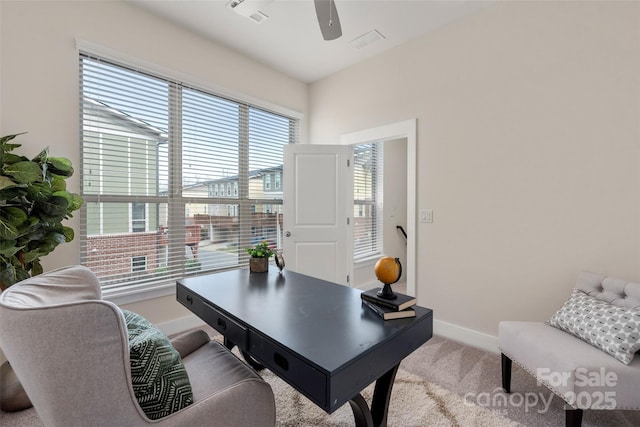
[168,83,185,275]
[238,104,250,263]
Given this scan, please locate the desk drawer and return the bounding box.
[177,285,204,317]
[249,331,326,408]
[202,302,248,351]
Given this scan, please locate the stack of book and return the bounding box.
[360,288,417,320]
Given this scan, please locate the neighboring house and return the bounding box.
[82,98,165,280]
[182,165,283,246]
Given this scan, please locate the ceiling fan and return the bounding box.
[313,0,342,41]
[228,0,342,41]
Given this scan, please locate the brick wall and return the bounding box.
[86,232,160,278]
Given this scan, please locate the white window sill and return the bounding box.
[354,254,384,268]
[103,280,176,306]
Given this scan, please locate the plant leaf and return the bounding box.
[47,157,74,177]
[31,260,43,276]
[0,175,18,191]
[0,209,21,239]
[0,263,30,287]
[0,240,22,258]
[27,181,53,203]
[32,147,49,164]
[0,132,27,145]
[22,249,42,264]
[0,264,18,287]
[62,226,75,242]
[38,195,69,217]
[3,161,43,184]
[50,176,66,192]
[70,193,84,211]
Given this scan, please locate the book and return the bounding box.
[362,300,416,320]
[360,288,416,311]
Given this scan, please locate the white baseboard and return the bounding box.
[433,319,499,354]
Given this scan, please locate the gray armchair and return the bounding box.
[0,265,275,426]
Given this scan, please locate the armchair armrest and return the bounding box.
[170,330,211,359]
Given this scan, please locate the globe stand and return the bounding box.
[377,283,397,300]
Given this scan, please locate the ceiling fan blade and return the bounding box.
[314,0,342,41]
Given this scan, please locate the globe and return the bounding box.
[375,256,402,285]
[374,257,402,300]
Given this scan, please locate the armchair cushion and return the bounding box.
[547,289,640,364]
[123,310,194,419]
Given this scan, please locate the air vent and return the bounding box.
[249,11,268,23]
[348,30,385,50]
[227,0,273,23]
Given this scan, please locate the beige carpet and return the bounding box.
[3,333,640,426]
[263,366,517,427]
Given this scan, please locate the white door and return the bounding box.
[283,144,353,285]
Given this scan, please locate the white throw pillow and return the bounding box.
[547,289,640,364]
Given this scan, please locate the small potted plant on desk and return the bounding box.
[246,240,274,273]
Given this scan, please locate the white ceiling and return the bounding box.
[130,0,494,83]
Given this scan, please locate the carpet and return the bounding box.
[4,333,640,426]
[262,367,518,427]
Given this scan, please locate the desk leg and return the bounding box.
[223,337,265,372]
[348,364,399,427]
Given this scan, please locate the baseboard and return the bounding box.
[353,280,378,291]
[156,314,206,337]
[433,319,499,354]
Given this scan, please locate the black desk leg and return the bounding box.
[348,364,400,427]
[223,337,265,371]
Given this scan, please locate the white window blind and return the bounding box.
[353,142,383,259]
[80,53,297,292]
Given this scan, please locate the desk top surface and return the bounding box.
[178,269,432,374]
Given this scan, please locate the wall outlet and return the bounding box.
[420,209,433,223]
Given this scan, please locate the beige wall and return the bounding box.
[309,1,640,338]
[0,0,308,325]
[1,0,639,347]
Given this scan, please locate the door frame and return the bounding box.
[340,119,417,297]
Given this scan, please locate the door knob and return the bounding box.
[285,231,291,237]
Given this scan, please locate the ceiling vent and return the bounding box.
[227,0,273,23]
[348,30,386,50]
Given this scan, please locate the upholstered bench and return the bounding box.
[499,271,640,427]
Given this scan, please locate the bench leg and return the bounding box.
[565,408,583,427]
[501,353,512,393]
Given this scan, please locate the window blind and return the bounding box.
[353,142,383,259]
[80,54,297,292]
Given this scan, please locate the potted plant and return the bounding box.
[0,133,83,290]
[246,240,274,273]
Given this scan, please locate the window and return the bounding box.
[131,202,146,232]
[131,256,147,272]
[275,172,281,190]
[80,53,298,294]
[353,143,383,259]
[265,173,271,190]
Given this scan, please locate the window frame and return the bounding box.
[353,142,384,261]
[77,41,302,305]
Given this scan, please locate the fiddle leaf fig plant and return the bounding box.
[0,133,83,289]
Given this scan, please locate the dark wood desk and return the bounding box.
[177,269,433,427]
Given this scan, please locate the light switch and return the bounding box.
[420,209,433,223]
